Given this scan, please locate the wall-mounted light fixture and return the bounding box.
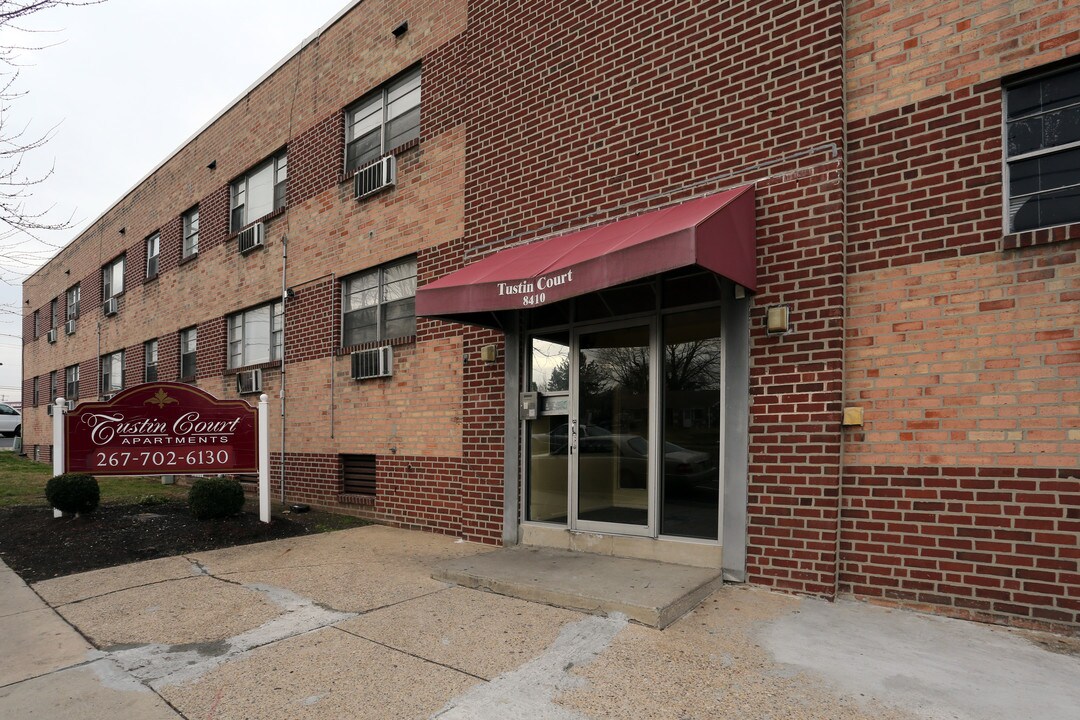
[766,305,790,335]
[392,21,409,37]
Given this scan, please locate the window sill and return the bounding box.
[337,334,416,356]
[338,493,375,506]
[224,361,280,376]
[227,206,286,240]
[178,252,198,266]
[1003,221,1080,251]
[143,273,159,285]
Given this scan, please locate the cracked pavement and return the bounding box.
[3,524,1079,719]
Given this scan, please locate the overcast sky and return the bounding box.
[0,0,354,403]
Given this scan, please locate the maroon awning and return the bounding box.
[416,185,755,327]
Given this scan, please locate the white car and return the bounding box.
[0,403,20,437]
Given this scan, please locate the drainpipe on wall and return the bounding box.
[280,234,288,503]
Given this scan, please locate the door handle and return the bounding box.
[570,418,577,455]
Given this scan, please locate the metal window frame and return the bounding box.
[341,256,417,346]
[100,350,124,395]
[182,207,200,257]
[230,151,287,232]
[227,301,283,369]
[102,254,125,300]
[66,284,80,320]
[65,364,79,399]
[180,327,198,379]
[1002,62,1080,233]
[144,339,158,382]
[145,232,160,278]
[344,66,422,174]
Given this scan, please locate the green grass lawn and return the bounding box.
[0,453,188,508]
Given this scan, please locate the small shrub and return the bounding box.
[188,476,245,520]
[45,473,100,514]
[137,493,169,507]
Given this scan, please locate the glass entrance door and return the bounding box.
[571,322,654,535]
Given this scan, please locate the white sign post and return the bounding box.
[51,396,65,517]
[258,393,270,523]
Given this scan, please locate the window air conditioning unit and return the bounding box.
[103,297,119,316]
[236,368,263,394]
[101,393,115,401]
[46,329,57,344]
[46,404,53,416]
[65,319,76,335]
[354,156,396,200]
[237,222,265,254]
[66,400,76,412]
[352,346,393,380]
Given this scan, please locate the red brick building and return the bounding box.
[21,0,1080,632]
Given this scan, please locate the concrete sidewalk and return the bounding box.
[0,558,181,718]
[1,525,1078,719]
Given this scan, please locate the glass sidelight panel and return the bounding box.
[526,333,570,522]
[661,310,722,539]
[576,324,651,527]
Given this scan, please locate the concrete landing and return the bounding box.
[433,545,723,628]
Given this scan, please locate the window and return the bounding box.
[145,232,160,278]
[65,364,79,400]
[1006,64,1080,232]
[66,284,80,320]
[342,257,416,346]
[180,327,197,380]
[100,351,124,395]
[103,255,125,301]
[183,207,199,258]
[230,152,287,231]
[49,370,57,403]
[144,339,158,382]
[32,309,39,338]
[49,298,57,330]
[32,376,38,406]
[228,301,283,369]
[345,67,421,173]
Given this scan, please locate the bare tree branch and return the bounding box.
[0,1,102,255]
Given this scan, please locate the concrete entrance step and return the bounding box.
[433,546,723,629]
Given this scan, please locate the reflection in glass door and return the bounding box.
[661,310,722,539]
[526,333,570,523]
[573,323,653,534]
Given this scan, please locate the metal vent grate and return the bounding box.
[237,222,265,253]
[341,454,376,496]
[353,156,396,200]
[236,368,263,394]
[351,346,393,380]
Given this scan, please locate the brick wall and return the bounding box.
[427,0,848,587]
[845,0,1080,629]
[842,465,1080,632]
[847,0,1080,120]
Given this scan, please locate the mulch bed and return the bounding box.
[0,501,352,584]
